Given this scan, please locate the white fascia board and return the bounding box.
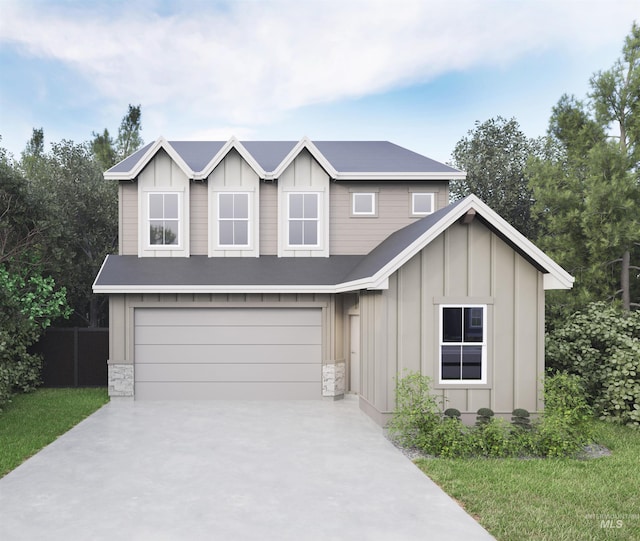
[103,137,195,180]
[269,137,338,180]
[91,255,110,293]
[360,194,574,292]
[461,195,575,290]
[94,278,385,295]
[334,172,467,181]
[93,283,347,295]
[196,137,266,180]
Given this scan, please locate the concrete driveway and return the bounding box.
[0,396,494,541]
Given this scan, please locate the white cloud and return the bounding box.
[1,0,637,139]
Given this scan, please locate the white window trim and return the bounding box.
[438,304,487,384]
[146,191,183,250]
[411,192,435,216]
[352,192,377,216]
[216,192,251,249]
[287,192,321,249]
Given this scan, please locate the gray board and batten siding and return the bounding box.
[358,218,545,425]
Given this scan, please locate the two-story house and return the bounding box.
[93,136,573,424]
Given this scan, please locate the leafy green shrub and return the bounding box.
[475,407,494,426]
[387,372,443,449]
[389,372,594,458]
[443,408,461,420]
[469,417,515,457]
[535,372,594,457]
[428,418,472,458]
[0,265,71,409]
[511,408,532,430]
[546,302,640,428]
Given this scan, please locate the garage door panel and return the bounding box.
[135,344,322,364]
[136,326,321,346]
[135,382,321,400]
[134,307,323,400]
[135,307,321,327]
[136,363,320,382]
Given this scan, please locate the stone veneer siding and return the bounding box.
[322,362,345,398]
[108,364,134,397]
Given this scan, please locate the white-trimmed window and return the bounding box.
[440,305,486,382]
[412,193,434,216]
[148,192,180,246]
[288,192,319,246]
[218,192,250,247]
[352,193,376,216]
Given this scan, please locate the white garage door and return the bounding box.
[134,307,322,399]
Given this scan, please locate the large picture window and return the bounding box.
[218,193,250,247]
[148,192,180,246]
[440,305,486,382]
[288,193,319,246]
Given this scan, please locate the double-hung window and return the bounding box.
[412,193,434,216]
[440,305,486,382]
[148,192,180,246]
[218,193,250,247]
[288,193,319,246]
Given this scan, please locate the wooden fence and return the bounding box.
[30,327,108,387]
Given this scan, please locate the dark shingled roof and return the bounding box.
[343,198,467,282]
[313,141,458,173]
[93,201,470,291]
[94,255,366,288]
[106,140,461,177]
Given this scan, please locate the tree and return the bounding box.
[589,22,640,311]
[92,104,143,170]
[20,138,118,327]
[116,104,143,161]
[0,144,44,266]
[450,116,540,238]
[91,128,116,172]
[530,24,640,316]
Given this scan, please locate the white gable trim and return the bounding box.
[197,137,266,180]
[270,137,338,180]
[363,195,574,291]
[104,137,195,181]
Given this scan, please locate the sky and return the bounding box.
[0,0,637,165]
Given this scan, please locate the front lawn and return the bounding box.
[416,421,640,541]
[0,388,109,478]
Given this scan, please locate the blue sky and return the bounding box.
[0,0,637,164]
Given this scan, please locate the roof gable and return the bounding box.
[104,137,196,180]
[103,137,465,181]
[343,194,574,291]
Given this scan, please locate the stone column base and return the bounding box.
[108,364,134,397]
[322,361,345,399]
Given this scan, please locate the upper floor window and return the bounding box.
[412,193,434,216]
[352,193,376,216]
[218,193,250,247]
[440,305,486,383]
[148,192,180,246]
[288,192,319,246]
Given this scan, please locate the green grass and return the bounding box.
[416,421,640,541]
[0,388,109,478]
